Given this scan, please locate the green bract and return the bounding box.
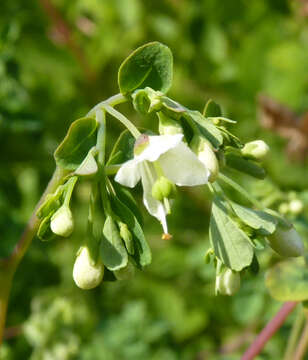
[118,42,173,95]
[210,196,254,271]
[54,117,97,170]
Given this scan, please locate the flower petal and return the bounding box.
[140,162,168,233]
[136,134,183,162]
[159,142,210,186]
[115,159,141,187]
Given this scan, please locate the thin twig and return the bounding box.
[293,318,308,360]
[241,302,297,360]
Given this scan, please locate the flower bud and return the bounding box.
[268,226,304,257]
[50,205,74,237]
[151,176,176,201]
[216,268,241,296]
[278,202,289,215]
[158,112,183,135]
[73,246,104,290]
[119,223,134,255]
[114,262,135,280]
[289,199,304,215]
[241,140,269,160]
[190,135,219,182]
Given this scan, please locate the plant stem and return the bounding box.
[241,302,297,360]
[218,173,263,209]
[293,318,308,360]
[87,93,127,116]
[0,166,68,345]
[284,307,305,360]
[103,104,141,139]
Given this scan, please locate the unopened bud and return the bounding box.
[241,140,269,160]
[73,246,104,290]
[158,112,183,135]
[289,199,304,215]
[50,205,74,237]
[190,135,219,182]
[268,226,304,257]
[216,268,241,296]
[278,202,289,215]
[114,262,135,280]
[119,223,134,255]
[152,176,176,201]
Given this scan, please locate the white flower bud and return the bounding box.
[190,135,219,182]
[216,268,240,296]
[73,246,104,290]
[50,205,74,237]
[289,199,304,215]
[241,140,269,160]
[268,226,304,257]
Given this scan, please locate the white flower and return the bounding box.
[115,134,210,235]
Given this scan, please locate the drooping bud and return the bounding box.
[289,199,304,215]
[268,226,304,257]
[134,134,150,156]
[241,140,269,160]
[114,262,135,280]
[73,246,104,290]
[216,268,241,296]
[190,135,219,182]
[119,223,134,255]
[158,112,183,135]
[151,176,176,201]
[50,205,74,237]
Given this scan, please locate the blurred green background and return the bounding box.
[2,0,308,359]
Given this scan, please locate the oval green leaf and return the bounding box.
[210,196,254,271]
[118,42,173,95]
[54,117,97,170]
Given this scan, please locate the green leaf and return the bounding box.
[37,213,57,242]
[231,202,277,235]
[266,258,308,301]
[110,195,151,268]
[101,215,128,271]
[210,196,254,271]
[186,111,223,149]
[75,148,98,176]
[36,193,61,220]
[54,117,97,170]
[203,99,222,117]
[107,130,135,165]
[225,153,266,179]
[118,42,173,95]
[112,181,144,226]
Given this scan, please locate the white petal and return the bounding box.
[140,162,168,233]
[136,134,183,162]
[115,159,141,187]
[159,142,210,186]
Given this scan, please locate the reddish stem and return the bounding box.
[241,301,297,360]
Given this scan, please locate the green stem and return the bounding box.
[284,307,305,360]
[0,166,68,345]
[96,109,106,165]
[218,173,263,209]
[87,93,127,116]
[105,164,121,176]
[103,104,141,139]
